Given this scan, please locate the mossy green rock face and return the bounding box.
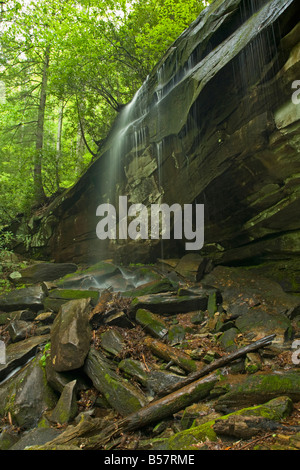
[154,396,293,450]
[84,347,148,416]
[215,371,300,413]
[122,278,175,298]
[135,308,168,339]
[56,261,119,289]
[44,289,99,312]
[0,353,58,430]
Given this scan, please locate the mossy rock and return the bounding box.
[122,279,175,298]
[153,396,293,450]
[216,371,300,412]
[44,289,99,312]
[135,308,168,339]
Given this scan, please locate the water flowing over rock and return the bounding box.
[12,0,300,291]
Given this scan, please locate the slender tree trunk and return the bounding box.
[75,120,85,176]
[34,46,50,205]
[55,101,64,190]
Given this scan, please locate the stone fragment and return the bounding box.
[50,298,92,372]
[9,427,62,450]
[0,335,50,383]
[8,320,34,343]
[0,285,46,312]
[175,254,207,281]
[135,308,168,339]
[44,289,99,312]
[215,371,300,413]
[47,380,78,425]
[0,353,57,429]
[84,347,148,416]
[100,329,125,356]
[13,262,78,285]
[130,292,208,315]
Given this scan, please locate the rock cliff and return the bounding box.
[14,0,300,289]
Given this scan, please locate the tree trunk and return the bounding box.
[33,46,50,205]
[55,101,64,189]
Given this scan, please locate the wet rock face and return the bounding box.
[13,0,300,277]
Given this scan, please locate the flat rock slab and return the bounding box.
[44,289,100,312]
[10,427,62,450]
[0,334,50,383]
[215,370,300,413]
[0,285,46,312]
[56,261,119,290]
[130,292,208,315]
[13,262,78,285]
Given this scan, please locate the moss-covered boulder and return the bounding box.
[153,396,293,450]
[130,291,208,315]
[215,371,300,413]
[0,334,50,383]
[55,261,119,290]
[0,353,58,429]
[84,347,148,416]
[122,278,175,298]
[44,288,99,312]
[135,308,168,339]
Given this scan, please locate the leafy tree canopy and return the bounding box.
[0,0,210,225]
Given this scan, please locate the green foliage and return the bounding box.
[40,342,51,369]
[0,0,211,222]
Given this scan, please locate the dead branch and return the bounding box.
[156,334,276,398]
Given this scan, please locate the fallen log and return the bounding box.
[156,334,276,398]
[143,336,198,373]
[46,372,219,450]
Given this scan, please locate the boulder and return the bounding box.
[50,298,92,372]
[215,371,300,413]
[135,308,169,339]
[7,320,34,343]
[9,427,62,450]
[100,329,125,356]
[44,289,99,312]
[47,380,78,425]
[0,353,58,429]
[130,291,208,315]
[154,396,294,450]
[12,262,78,285]
[0,335,50,383]
[84,347,148,416]
[0,285,46,312]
